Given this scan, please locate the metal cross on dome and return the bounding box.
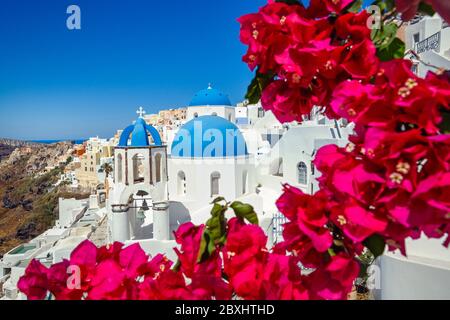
[136,107,146,118]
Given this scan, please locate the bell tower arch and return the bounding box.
[110,109,170,243]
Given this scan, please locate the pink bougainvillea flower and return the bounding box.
[46,259,84,300]
[307,0,354,18]
[261,80,315,123]
[88,259,127,300]
[331,202,388,242]
[224,218,268,270]
[17,259,49,300]
[335,11,372,43]
[341,39,379,80]
[118,243,149,279]
[305,253,359,300]
[138,269,190,300]
[173,222,204,278]
[97,242,124,262]
[292,190,333,252]
[261,254,309,300]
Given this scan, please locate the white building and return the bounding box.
[109,114,170,243]
[169,115,256,214]
[405,13,450,76]
[0,197,105,300]
[102,87,350,260]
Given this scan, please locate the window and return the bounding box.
[242,170,249,195]
[194,112,199,118]
[297,162,308,185]
[212,112,218,116]
[155,153,162,183]
[258,107,265,118]
[413,33,420,43]
[117,154,123,183]
[178,171,187,196]
[132,154,145,183]
[211,172,221,197]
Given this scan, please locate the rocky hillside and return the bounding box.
[0,142,89,257]
[0,145,15,162]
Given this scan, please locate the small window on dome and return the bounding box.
[212,112,217,116]
[194,112,199,118]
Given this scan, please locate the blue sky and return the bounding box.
[0,0,372,140]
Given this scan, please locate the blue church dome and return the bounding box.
[119,117,162,147]
[189,85,232,107]
[171,115,248,158]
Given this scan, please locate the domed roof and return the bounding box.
[171,115,248,158]
[119,117,162,147]
[189,85,232,107]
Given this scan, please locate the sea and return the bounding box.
[30,139,87,145]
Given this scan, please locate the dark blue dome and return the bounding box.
[119,118,162,147]
[171,116,248,158]
[189,86,232,107]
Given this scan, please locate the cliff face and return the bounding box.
[0,142,89,257]
[0,145,15,162]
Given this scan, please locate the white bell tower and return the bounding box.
[110,108,170,243]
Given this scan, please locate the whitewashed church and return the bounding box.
[104,85,352,260]
[101,85,450,300]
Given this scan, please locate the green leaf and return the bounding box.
[206,203,228,242]
[370,0,395,14]
[230,201,259,225]
[371,23,398,50]
[363,234,386,258]
[211,203,224,217]
[197,231,209,263]
[172,259,181,272]
[418,2,435,16]
[211,196,226,204]
[207,236,216,255]
[358,260,369,279]
[245,70,275,105]
[346,0,363,13]
[377,37,405,61]
[440,109,450,134]
[327,248,336,257]
[197,230,217,263]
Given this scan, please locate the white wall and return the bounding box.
[186,106,236,122]
[260,124,346,194]
[168,156,256,212]
[58,198,87,228]
[377,253,450,299]
[375,235,450,300]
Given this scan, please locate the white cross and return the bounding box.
[136,107,146,118]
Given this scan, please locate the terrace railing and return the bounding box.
[415,31,441,54]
